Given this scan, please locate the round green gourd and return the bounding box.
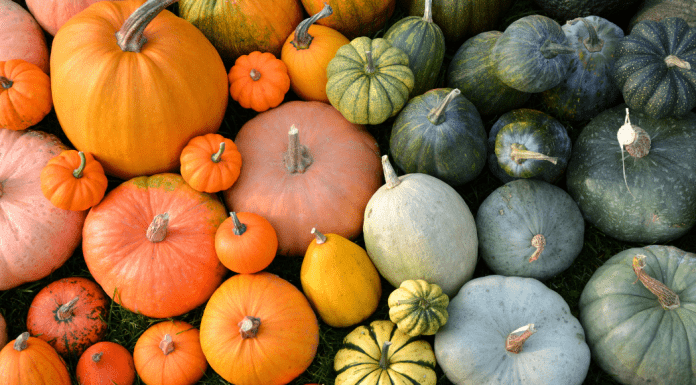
[435,275,591,385]
[326,36,415,125]
[388,279,449,337]
[491,15,576,93]
[476,179,584,281]
[383,0,445,98]
[612,17,696,119]
[447,31,530,117]
[488,109,571,184]
[579,245,696,385]
[363,156,478,297]
[389,88,487,186]
[566,104,696,243]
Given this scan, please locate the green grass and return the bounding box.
[3,1,696,384]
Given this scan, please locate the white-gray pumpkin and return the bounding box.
[363,156,478,297]
[435,275,591,384]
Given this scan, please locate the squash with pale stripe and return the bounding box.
[388,280,449,337]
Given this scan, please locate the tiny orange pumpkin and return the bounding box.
[0,59,52,131]
[41,150,108,211]
[180,133,243,193]
[228,51,290,112]
[215,211,278,274]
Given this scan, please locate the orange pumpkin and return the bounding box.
[0,332,71,385]
[82,173,228,318]
[0,59,52,131]
[223,101,382,256]
[76,341,136,385]
[300,0,395,39]
[215,212,278,274]
[281,3,350,102]
[0,0,49,73]
[41,150,108,211]
[180,133,242,193]
[50,0,228,179]
[200,272,319,385]
[229,51,291,112]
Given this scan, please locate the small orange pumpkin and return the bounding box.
[0,332,71,385]
[179,133,242,193]
[228,51,290,112]
[0,59,52,131]
[40,150,108,211]
[133,321,207,385]
[215,211,278,274]
[76,341,135,385]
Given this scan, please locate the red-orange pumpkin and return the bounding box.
[0,0,49,73]
[215,212,278,274]
[82,173,228,318]
[76,341,136,385]
[25,0,121,36]
[300,0,395,39]
[41,150,108,211]
[50,0,228,179]
[179,133,242,193]
[223,101,382,256]
[228,51,291,112]
[0,59,52,131]
[0,332,71,385]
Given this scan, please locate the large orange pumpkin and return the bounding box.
[50,0,228,179]
[0,332,71,385]
[0,129,86,291]
[223,101,383,256]
[0,0,49,73]
[200,272,319,385]
[82,173,228,318]
[300,0,395,39]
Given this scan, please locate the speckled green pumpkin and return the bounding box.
[566,104,696,243]
[384,0,445,98]
[447,31,530,116]
[390,88,487,186]
[326,37,415,125]
[613,17,696,119]
[540,16,624,122]
[488,109,571,184]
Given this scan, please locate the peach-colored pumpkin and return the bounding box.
[0,129,86,290]
[25,0,120,36]
[0,0,49,73]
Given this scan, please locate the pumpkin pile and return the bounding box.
[1,0,696,384]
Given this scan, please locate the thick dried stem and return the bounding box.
[292,3,333,49]
[540,39,575,59]
[381,155,401,189]
[632,255,680,310]
[505,324,536,353]
[423,0,434,22]
[528,234,546,263]
[57,296,80,321]
[238,316,261,339]
[249,68,261,81]
[73,151,87,178]
[92,352,104,363]
[365,51,376,74]
[509,144,558,165]
[146,212,170,243]
[116,0,179,53]
[379,341,392,369]
[14,332,30,351]
[0,76,12,89]
[665,55,691,70]
[311,228,327,244]
[159,334,174,355]
[427,89,460,125]
[231,212,247,236]
[283,125,313,173]
[567,18,603,52]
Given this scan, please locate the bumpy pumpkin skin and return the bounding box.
[0,59,52,131]
[0,0,49,73]
[0,333,72,385]
[301,0,395,40]
[579,245,696,385]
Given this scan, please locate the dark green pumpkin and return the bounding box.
[613,17,696,119]
[491,15,576,93]
[488,109,571,184]
[579,245,696,385]
[566,104,696,243]
[629,0,696,31]
[447,31,530,117]
[383,0,445,98]
[326,37,415,125]
[539,16,624,122]
[476,179,584,281]
[389,88,487,186]
[532,0,643,20]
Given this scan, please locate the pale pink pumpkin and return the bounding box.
[25,0,121,36]
[0,0,49,73]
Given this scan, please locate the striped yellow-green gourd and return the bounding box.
[326,37,414,125]
[334,320,437,385]
[383,0,445,97]
[388,279,449,337]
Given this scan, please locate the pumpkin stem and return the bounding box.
[283,125,313,174]
[528,234,546,263]
[632,255,680,310]
[616,108,650,199]
[159,334,175,355]
[0,76,12,89]
[508,143,558,165]
[116,0,179,53]
[146,212,170,243]
[92,352,104,363]
[249,68,261,81]
[381,155,401,189]
[238,316,261,339]
[73,151,87,179]
[365,51,376,74]
[56,296,80,321]
[230,212,247,236]
[427,89,461,125]
[567,18,603,53]
[211,142,225,163]
[539,39,575,59]
[665,55,691,70]
[14,332,30,351]
[505,324,536,354]
[379,341,392,369]
[292,3,333,50]
[311,227,327,244]
[422,0,434,22]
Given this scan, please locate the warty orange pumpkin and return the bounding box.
[0,59,52,131]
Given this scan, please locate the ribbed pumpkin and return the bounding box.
[630,0,696,31]
[25,0,120,36]
[40,150,108,211]
[334,320,437,385]
[492,15,576,93]
[326,37,415,125]
[51,0,228,179]
[179,133,242,193]
[0,0,49,73]
[388,280,449,337]
[214,212,278,274]
[76,341,136,385]
[389,88,487,186]
[300,0,395,40]
[613,17,696,119]
[0,59,52,131]
[0,332,71,385]
[383,0,445,98]
[447,31,530,117]
[228,51,291,113]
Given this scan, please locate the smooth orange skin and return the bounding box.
[281,24,349,102]
[180,133,242,193]
[300,0,395,39]
[76,341,135,385]
[0,0,49,73]
[0,334,71,385]
[215,212,278,274]
[0,59,52,131]
[229,51,291,112]
[41,150,108,211]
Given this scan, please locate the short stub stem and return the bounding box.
[365,51,376,74]
[14,332,30,351]
[57,296,80,321]
[665,55,691,70]
[505,324,536,353]
[283,125,313,174]
[159,334,175,355]
[146,212,170,243]
[528,234,546,263]
[311,228,327,244]
[92,352,104,362]
[239,316,261,339]
[231,212,247,236]
[381,155,401,189]
[0,76,13,89]
[250,68,261,81]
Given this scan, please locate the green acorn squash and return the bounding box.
[388,279,449,337]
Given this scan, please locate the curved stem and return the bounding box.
[311,228,327,244]
[92,352,104,363]
[422,0,434,22]
[379,341,392,369]
[238,316,261,339]
[146,212,170,243]
[283,125,313,173]
[57,296,80,321]
[567,18,603,52]
[427,89,460,125]
[159,334,174,355]
[509,144,558,165]
[528,234,546,263]
[249,68,261,81]
[231,212,247,236]
[365,51,376,74]
[292,3,333,49]
[73,151,87,178]
[14,332,30,351]
[0,76,12,89]
[211,142,225,163]
[540,39,575,59]
[665,55,691,70]
[381,155,401,189]
[116,0,179,53]
[632,255,680,310]
[505,324,536,354]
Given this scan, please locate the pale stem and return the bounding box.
[311,228,327,244]
[238,316,261,339]
[664,55,691,70]
[283,125,313,173]
[292,3,333,49]
[423,0,434,22]
[231,212,247,236]
[632,255,680,310]
[249,68,261,81]
[159,334,174,355]
[73,151,87,178]
[381,155,401,189]
[509,144,558,165]
[57,296,80,321]
[146,212,170,243]
[116,0,179,53]
[427,89,461,125]
[14,332,30,351]
[505,324,536,353]
[211,142,225,163]
[365,51,376,74]
[379,341,392,369]
[92,352,104,362]
[528,234,546,263]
